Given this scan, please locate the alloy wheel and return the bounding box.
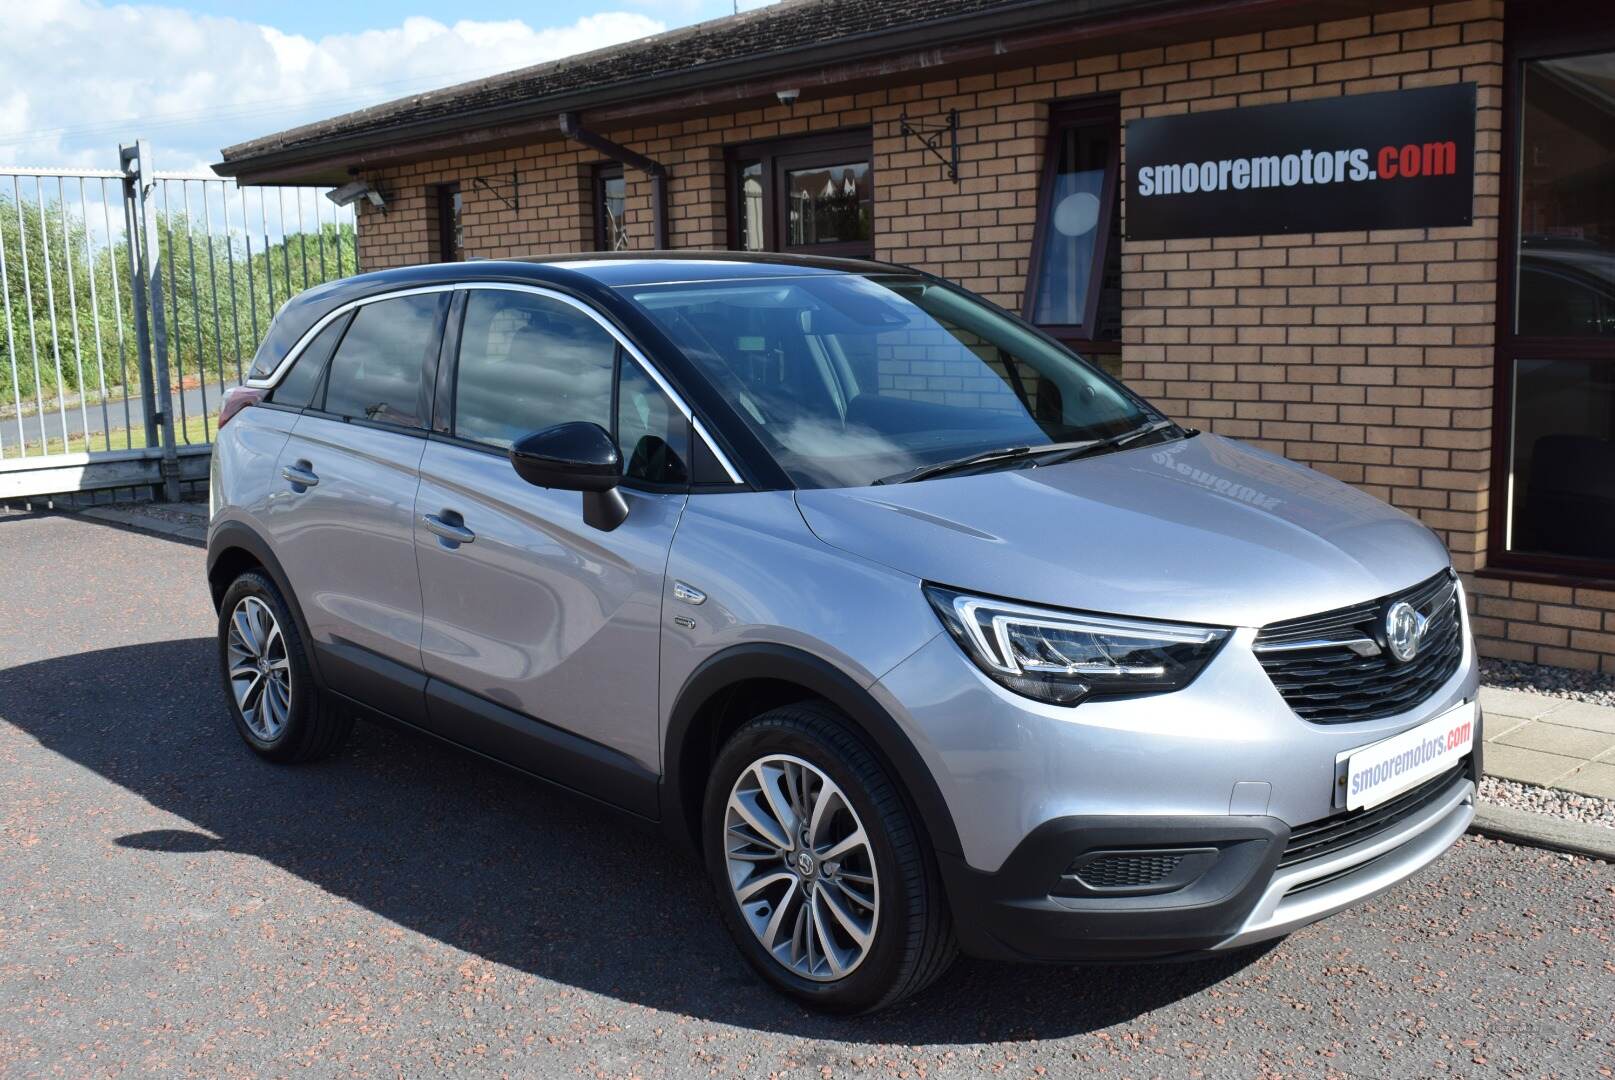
[226,595,292,740]
[723,753,880,981]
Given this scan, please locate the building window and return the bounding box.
[433,182,463,262]
[727,130,873,258]
[1494,38,1615,576]
[735,161,765,251]
[594,164,628,251]
[1024,99,1121,364]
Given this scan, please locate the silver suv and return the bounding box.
[207,253,1480,1013]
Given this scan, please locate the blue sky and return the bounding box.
[0,0,774,171]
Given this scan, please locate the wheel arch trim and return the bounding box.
[661,642,964,859]
[207,518,325,688]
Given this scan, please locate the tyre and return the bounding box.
[217,570,352,763]
[703,701,956,1013]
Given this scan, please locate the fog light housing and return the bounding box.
[1056,847,1220,898]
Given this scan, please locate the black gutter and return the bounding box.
[214,0,1186,179]
[558,113,670,249]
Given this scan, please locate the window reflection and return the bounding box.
[454,291,616,448]
[1517,52,1615,337]
[1026,111,1121,346]
[597,166,628,252]
[785,162,872,246]
[736,161,764,251]
[1509,357,1615,560]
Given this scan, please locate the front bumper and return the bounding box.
[873,594,1482,963]
[939,760,1475,962]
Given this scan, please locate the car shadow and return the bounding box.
[0,637,1271,1041]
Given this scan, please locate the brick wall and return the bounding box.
[1114,1,1503,574]
[348,1,1615,674]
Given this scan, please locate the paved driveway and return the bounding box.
[1,509,1611,1077]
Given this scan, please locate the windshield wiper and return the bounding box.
[1042,419,1185,466]
[874,445,1036,485]
[874,421,1186,485]
[875,438,1101,485]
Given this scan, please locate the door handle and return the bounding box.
[423,511,476,546]
[281,460,318,490]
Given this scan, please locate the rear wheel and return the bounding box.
[217,570,352,763]
[703,702,956,1012]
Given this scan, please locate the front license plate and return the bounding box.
[1338,700,1476,811]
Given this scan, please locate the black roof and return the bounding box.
[217,0,1160,179]
[248,251,901,378]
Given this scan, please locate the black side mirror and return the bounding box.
[509,422,630,531]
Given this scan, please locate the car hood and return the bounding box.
[794,433,1452,628]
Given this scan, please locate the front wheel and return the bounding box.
[703,702,956,1012]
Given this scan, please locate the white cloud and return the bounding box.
[0,1,667,173]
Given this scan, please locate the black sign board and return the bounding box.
[1124,83,1476,241]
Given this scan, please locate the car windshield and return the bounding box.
[622,272,1156,488]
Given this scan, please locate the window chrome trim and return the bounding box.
[1252,636,1383,658]
[246,280,743,485]
[246,284,456,388]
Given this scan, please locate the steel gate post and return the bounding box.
[120,141,179,501]
[120,150,159,476]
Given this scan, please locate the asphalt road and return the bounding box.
[1,508,1612,1078]
[1,380,235,452]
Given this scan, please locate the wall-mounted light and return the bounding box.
[326,180,386,211]
[775,88,800,106]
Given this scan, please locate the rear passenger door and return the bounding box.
[412,285,691,808]
[266,289,449,713]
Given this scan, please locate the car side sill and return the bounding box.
[313,641,659,821]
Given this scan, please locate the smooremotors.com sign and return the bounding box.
[1124,83,1476,241]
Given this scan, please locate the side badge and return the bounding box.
[674,615,697,629]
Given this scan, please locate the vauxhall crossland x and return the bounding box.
[208,253,1480,1013]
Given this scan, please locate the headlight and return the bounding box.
[923,584,1230,706]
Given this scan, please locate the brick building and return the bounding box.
[215,0,1615,673]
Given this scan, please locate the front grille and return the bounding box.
[1279,763,1467,871]
[1254,570,1463,723]
[1074,852,1184,890]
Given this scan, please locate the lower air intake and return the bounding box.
[1075,852,1185,890]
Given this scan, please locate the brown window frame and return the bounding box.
[593,163,628,252]
[726,129,874,258]
[1486,5,1615,583]
[1022,97,1122,357]
[432,182,462,262]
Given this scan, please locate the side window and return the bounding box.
[617,360,689,484]
[454,290,616,448]
[323,293,445,427]
[268,311,350,409]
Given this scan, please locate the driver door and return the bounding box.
[412,287,691,813]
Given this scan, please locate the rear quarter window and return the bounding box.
[268,312,351,409]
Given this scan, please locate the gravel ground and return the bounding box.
[1480,657,1615,708]
[1479,776,1615,831]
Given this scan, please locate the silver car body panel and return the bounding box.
[797,433,1452,627]
[659,489,941,703]
[414,438,686,773]
[265,413,428,671]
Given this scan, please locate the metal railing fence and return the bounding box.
[0,141,357,499]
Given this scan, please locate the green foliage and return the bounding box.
[1,191,356,409]
[0,194,122,409]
